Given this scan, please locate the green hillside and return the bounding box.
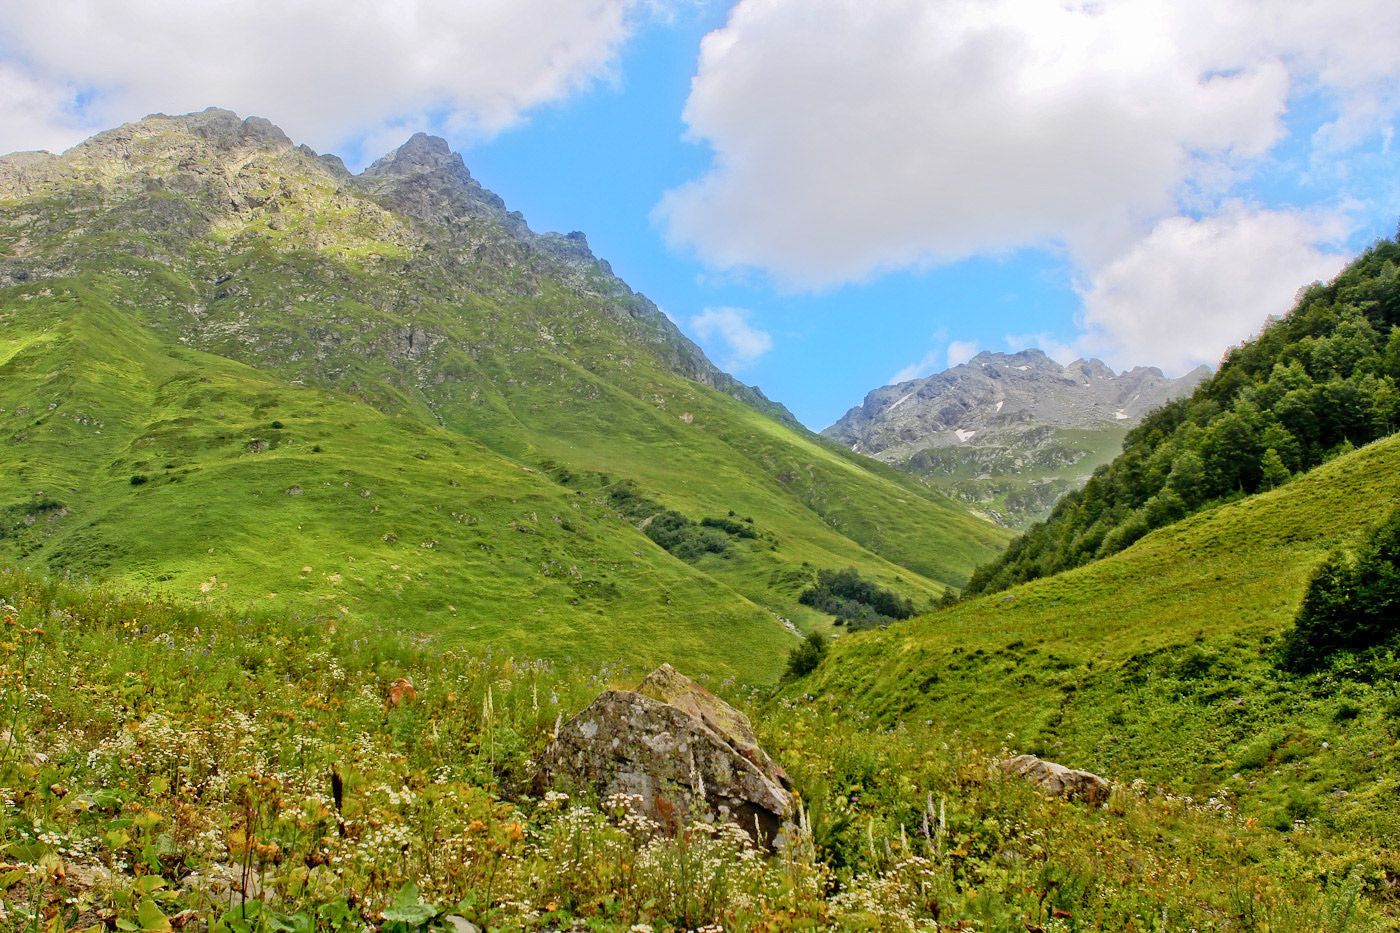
[0,110,1008,679]
[0,286,807,680]
[803,433,1400,844]
[967,236,1400,595]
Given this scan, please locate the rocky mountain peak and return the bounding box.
[1064,358,1117,383]
[0,107,794,425]
[824,350,1209,526]
[362,131,469,180]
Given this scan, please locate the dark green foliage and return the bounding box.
[129,474,148,486]
[609,482,760,561]
[1281,507,1400,672]
[644,509,729,561]
[606,480,660,520]
[699,515,758,538]
[800,567,915,630]
[784,630,828,679]
[968,237,1400,597]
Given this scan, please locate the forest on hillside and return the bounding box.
[968,236,1400,596]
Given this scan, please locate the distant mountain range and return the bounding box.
[0,108,1008,679]
[824,349,1210,527]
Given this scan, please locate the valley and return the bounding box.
[1,107,1399,932]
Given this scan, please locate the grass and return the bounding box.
[1,568,1392,931]
[801,433,1400,849]
[0,290,799,682]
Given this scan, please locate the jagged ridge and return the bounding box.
[824,349,1207,527]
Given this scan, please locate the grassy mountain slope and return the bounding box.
[0,286,805,680]
[804,433,1400,842]
[0,109,1009,676]
[967,236,1400,596]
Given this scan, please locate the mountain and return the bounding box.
[800,431,1400,842]
[966,237,1400,597]
[0,108,1009,680]
[823,349,1209,526]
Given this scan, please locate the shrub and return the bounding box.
[799,567,915,630]
[1281,507,1400,672]
[784,630,828,679]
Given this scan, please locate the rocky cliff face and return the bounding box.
[825,349,1209,527]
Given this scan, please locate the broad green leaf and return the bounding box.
[137,898,172,932]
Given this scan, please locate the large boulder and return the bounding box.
[534,664,795,849]
[1001,754,1110,805]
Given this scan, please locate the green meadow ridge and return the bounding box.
[0,108,1008,680]
[803,432,1400,853]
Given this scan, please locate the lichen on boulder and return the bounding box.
[534,664,795,849]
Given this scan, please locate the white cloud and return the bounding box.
[889,350,943,385]
[0,63,104,156]
[689,306,772,371]
[1077,207,1351,373]
[946,340,980,369]
[1002,333,1081,368]
[0,0,658,159]
[657,0,1400,289]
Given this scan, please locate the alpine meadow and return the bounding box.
[0,54,1399,933]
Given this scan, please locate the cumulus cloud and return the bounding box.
[889,338,982,383]
[946,340,981,369]
[0,0,657,159]
[657,0,1400,289]
[1001,333,1082,368]
[690,306,773,370]
[889,351,943,385]
[0,62,104,156]
[1077,207,1351,373]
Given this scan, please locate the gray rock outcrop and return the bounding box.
[534,664,795,849]
[1001,754,1111,805]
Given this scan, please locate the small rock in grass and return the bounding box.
[1001,754,1110,805]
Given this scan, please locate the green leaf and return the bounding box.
[382,883,438,926]
[134,875,166,895]
[382,904,437,926]
[137,898,172,932]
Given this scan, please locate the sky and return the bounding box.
[2,0,1398,430]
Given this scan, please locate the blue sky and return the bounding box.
[2,0,1398,429]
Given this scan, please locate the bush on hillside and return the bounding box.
[800,567,915,630]
[644,509,730,561]
[1282,507,1400,672]
[784,630,828,679]
[608,481,761,562]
